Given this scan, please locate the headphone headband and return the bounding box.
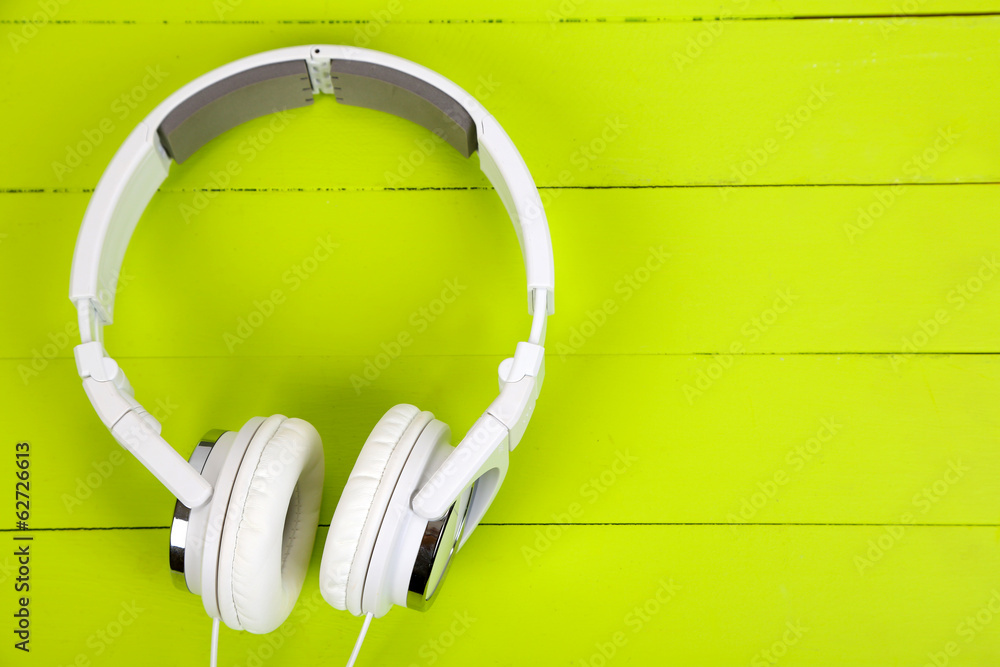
[70,45,554,337]
[68,45,553,514]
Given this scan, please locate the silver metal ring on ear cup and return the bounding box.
[406,479,477,611]
[169,429,226,592]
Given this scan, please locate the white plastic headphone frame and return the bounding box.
[68,46,554,555]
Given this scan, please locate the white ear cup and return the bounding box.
[199,418,264,623]
[361,417,458,617]
[215,415,324,634]
[320,404,431,615]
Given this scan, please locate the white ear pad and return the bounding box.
[215,415,324,634]
[320,404,431,615]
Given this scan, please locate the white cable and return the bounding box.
[346,613,374,667]
[210,618,220,667]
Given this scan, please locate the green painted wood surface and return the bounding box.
[1,4,999,666]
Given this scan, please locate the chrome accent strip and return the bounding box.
[168,429,225,592]
[407,479,478,611]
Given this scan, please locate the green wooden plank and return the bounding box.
[4,0,1000,22]
[1,5,998,666]
[6,354,999,529]
[9,525,999,665]
[3,186,1000,360]
[1,18,999,189]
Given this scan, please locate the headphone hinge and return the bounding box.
[492,342,545,450]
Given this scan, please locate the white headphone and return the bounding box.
[69,45,554,634]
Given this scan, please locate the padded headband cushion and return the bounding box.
[216,415,324,634]
[329,59,477,157]
[320,404,422,614]
[156,57,476,165]
[158,60,314,164]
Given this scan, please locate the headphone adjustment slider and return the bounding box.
[491,342,545,451]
